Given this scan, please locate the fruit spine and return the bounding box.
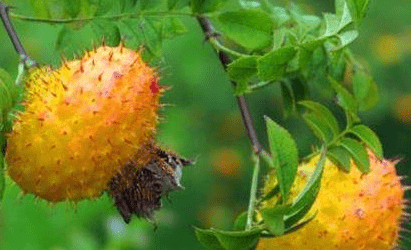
[6,44,162,202]
[257,151,406,250]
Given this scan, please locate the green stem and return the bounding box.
[9,11,196,24]
[246,153,260,230]
[207,37,249,58]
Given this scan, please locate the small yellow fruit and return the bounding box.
[257,151,405,250]
[6,45,161,202]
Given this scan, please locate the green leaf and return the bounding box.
[227,56,259,94]
[265,116,299,202]
[281,82,295,118]
[55,26,75,51]
[214,10,274,50]
[213,228,262,250]
[328,76,359,124]
[63,0,81,18]
[168,0,190,10]
[349,125,383,159]
[260,184,280,202]
[285,147,326,227]
[29,0,52,18]
[261,205,290,236]
[344,0,371,25]
[91,20,121,47]
[353,71,379,110]
[258,47,297,81]
[302,113,333,143]
[0,78,13,125]
[327,146,351,171]
[322,2,352,38]
[191,0,228,13]
[119,17,186,60]
[272,7,291,26]
[160,17,188,39]
[339,137,370,173]
[336,30,359,49]
[95,0,118,16]
[195,228,225,250]
[233,212,248,231]
[298,101,340,138]
[140,0,162,10]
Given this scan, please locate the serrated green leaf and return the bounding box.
[213,228,262,250]
[214,10,274,50]
[322,2,352,38]
[194,228,225,250]
[258,47,297,81]
[349,125,383,159]
[227,56,259,94]
[119,16,184,60]
[265,116,299,201]
[344,0,371,25]
[339,137,370,173]
[91,20,121,46]
[285,147,326,227]
[261,205,290,236]
[336,30,359,49]
[191,0,228,13]
[327,146,351,171]
[299,101,340,138]
[353,71,379,110]
[302,113,333,143]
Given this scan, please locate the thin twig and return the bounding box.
[0,2,37,67]
[196,16,263,155]
[246,153,260,230]
[9,11,195,24]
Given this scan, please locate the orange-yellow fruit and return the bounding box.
[6,45,161,202]
[258,151,405,250]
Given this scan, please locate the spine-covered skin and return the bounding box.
[257,151,405,250]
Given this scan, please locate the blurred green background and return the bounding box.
[1,0,411,249]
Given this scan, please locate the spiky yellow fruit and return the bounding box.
[257,151,405,250]
[6,45,161,202]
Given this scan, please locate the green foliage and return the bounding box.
[212,10,274,50]
[339,137,370,173]
[265,116,298,202]
[349,124,383,158]
[27,0,188,60]
[191,0,227,13]
[195,227,262,250]
[299,101,340,143]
